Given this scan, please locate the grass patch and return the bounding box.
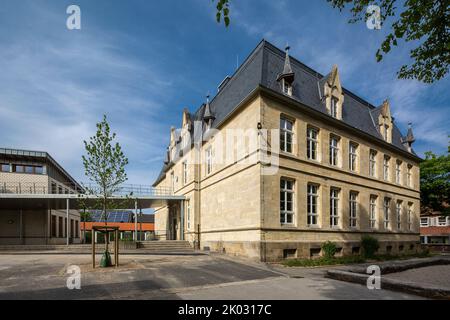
[282,252,432,267]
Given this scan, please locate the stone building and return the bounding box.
[0,148,82,245]
[153,40,421,261]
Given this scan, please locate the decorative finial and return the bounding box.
[285,43,290,52]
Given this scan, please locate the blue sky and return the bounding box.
[0,0,449,185]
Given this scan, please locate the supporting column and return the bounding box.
[134,200,138,242]
[180,200,185,241]
[19,209,23,245]
[66,198,69,246]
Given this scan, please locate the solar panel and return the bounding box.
[89,210,132,223]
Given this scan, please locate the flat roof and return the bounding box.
[0,147,81,189]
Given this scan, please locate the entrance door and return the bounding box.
[172,218,178,240]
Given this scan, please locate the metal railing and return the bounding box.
[0,182,173,197]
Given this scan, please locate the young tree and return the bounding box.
[420,149,450,215]
[82,115,129,264]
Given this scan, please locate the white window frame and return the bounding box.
[282,79,293,96]
[396,201,402,230]
[307,127,319,161]
[407,165,412,188]
[370,196,377,229]
[307,184,319,226]
[349,192,358,228]
[407,203,413,231]
[438,216,447,226]
[280,117,294,154]
[183,161,188,185]
[205,147,213,175]
[329,136,339,166]
[396,161,402,184]
[330,188,340,228]
[384,198,391,229]
[369,150,377,177]
[330,97,338,118]
[383,156,390,181]
[420,217,429,227]
[349,143,358,172]
[280,179,295,225]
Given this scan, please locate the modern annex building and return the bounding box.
[153,40,421,261]
[0,148,82,245]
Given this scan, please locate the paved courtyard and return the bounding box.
[0,253,424,300]
[384,265,450,288]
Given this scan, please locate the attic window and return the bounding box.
[282,79,292,96]
[330,97,338,118]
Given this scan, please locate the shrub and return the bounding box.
[321,241,337,259]
[361,236,380,258]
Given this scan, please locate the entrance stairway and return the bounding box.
[137,241,195,254]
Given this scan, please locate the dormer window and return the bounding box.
[282,79,293,96]
[321,65,344,120]
[330,97,338,118]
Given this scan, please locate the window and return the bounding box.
[183,161,188,185]
[330,188,340,228]
[58,216,63,238]
[34,166,44,174]
[370,196,377,229]
[307,127,319,160]
[349,192,358,228]
[396,201,402,230]
[205,147,213,175]
[407,165,413,188]
[383,198,391,229]
[369,150,377,177]
[64,218,67,237]
[75,220,79,238]
[396,161,402,184]
[329,136,339,166]
[170,171,175,192]
[438,216,447,226]
[186,200,191,230]
[307,184,319,226]
[51,183,57,194]
[420,217,429,227]
[280,179,294,225]
[58,186,63,194]
[349,143,358,172]
[280,118,294,153]
[383,156,390,181]
[14,165,25,173]
[282,79,293,96]
[407,203,413,231]
[1,163,10,172]
[330,97,338,118]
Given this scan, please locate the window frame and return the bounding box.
[407,203,413,231]
[183,161,188,186]
[396,161,402,185]
[307,184,319,226]
[329,136,340,167]
[307,127,319,161]
[349,192,358,228]
[383,198,391,229]
[369,150,377,177]
[330,97,339,118]
[205,147,213,175]
[420,217,429,227]
[370,196,377,229]
[280,117,294,154]
[330,188,340,228]
[349,142,358,172]
[407,165,413,188]
[396,201,403,230]
[383,156,390,181]
[280,178,295,225]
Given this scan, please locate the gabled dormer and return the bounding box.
[180,108,192,152]
[377,100,393,144]
[277,46,295,97]
[320,65,344,120]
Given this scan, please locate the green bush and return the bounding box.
[321,241,337,259]
[361,236,380,258]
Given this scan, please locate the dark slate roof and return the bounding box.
[153,40,419,186]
